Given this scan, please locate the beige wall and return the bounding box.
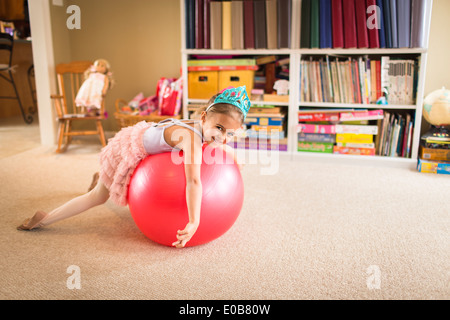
[50,0,181,131]
[424,0,450,95]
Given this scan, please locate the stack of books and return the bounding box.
[300,55,418,105]
[228,106,288,151]
[185,0,292,50]
[417,131,450,175]
[297,109,414,157]
[300,0,429,49]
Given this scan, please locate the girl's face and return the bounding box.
[201,111,242,146]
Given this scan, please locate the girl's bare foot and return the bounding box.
[17,211,48,231]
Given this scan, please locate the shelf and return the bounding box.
[183,49,292,55]
[184,48,427,56]
[292,151,417,169]
[298,102,418,110]
[180,0,433,168]
[296,48,427,55]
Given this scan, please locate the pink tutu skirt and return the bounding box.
[99,121,153,206]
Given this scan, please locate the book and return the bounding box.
[185,0,196,49]
[254,0,267,49]
[277,0,292,48]
[376,0,386,48]
[231,0,244,49]
[366,0,380,48]
[203,0,211,48]
[195,0,204,48]
[410,0,427,48]
[222,1,232,49]
[382,0,392,48]
[355,0,369,48]
[300,0,312,48]
[210,1,222,49]
[397,0,411,48]
[266,0,278,49]
[389,0,398,48]
[310,0,320,48]
[331,0,344,48]
[319,0,333,48]
[243,0,255,49]
[342,0,357,48]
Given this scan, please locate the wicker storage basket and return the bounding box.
[114,99,181,129]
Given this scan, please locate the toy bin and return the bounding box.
[188,71,219,99]
[218,70,255,93]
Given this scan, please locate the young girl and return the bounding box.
[17,86,250,248]
[75,59,114,116]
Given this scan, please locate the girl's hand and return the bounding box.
[172,221,199,248]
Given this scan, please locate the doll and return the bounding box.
[75,59,114,116]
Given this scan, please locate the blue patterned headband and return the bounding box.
[206,86,251,119]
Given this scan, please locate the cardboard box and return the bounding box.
[420,146,450,162]
[417,158,450,175]
[188,71,218,99]
[218,70,255,93]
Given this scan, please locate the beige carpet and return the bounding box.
[0,132,449,300]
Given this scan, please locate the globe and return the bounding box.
[423,88,450,126]
[422,88,450,145]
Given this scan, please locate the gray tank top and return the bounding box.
[142,118,203,155]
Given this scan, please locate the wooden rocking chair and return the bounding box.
[51,61,107,153]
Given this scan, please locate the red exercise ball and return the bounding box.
[127,146,244,247]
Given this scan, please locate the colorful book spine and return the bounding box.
[355,0,369,48]
[331,0,344,48]
[366,0,380,48]
[222,1,232,49]
[342,0,357,48]
[319,0,333,48]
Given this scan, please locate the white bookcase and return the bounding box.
[180,0,433,168]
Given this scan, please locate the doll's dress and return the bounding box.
[75,72,106,110]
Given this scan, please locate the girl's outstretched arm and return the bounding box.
[172,130,203,248]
